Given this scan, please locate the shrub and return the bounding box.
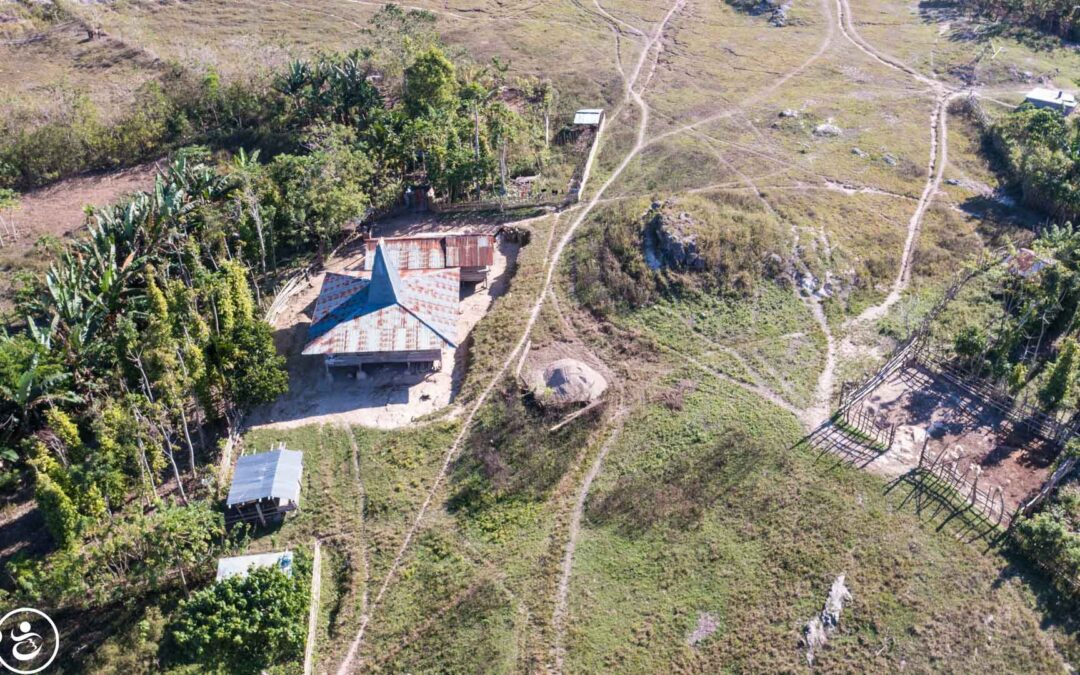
[34,473,79,548]
[1039,338,1079,409]
[1014,510,1080,599]
[167,553,310,674]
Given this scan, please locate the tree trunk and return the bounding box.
[474,106,482,161]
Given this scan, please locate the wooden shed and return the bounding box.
[225,446,303,527]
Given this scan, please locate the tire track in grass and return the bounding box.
[333,1,687,668]
[551,407,628,673]
[342,425,371,618]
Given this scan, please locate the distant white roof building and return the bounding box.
[1024,88,1077,115]
[216,550,294,581]
[573,108,605,126]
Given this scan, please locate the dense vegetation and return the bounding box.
[987,104,1080,222]
[0,65,272,191]
[956,0,1080,41]
[0,6,556,668]
[0,4,554,206]
[1013,452,1080,599]
[168,552,311,673]
[0,155,286,605]
[941,226,1080,597]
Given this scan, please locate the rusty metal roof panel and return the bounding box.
[303,243,460,357]
[445,234,495,268]
[364,237,445,270]
[311,273,370,323]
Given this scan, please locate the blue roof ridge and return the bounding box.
[368,240,404,306]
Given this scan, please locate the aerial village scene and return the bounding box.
[2,0,1080,672]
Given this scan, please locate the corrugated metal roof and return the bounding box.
[574,108,604,125]
[216,551,294,581]
[226,449,303,507]
[445,235,495,268]
[364,237,445,271]
[1025,88,1077,107]
[1008,248,1054,278]
[304,242,460,356]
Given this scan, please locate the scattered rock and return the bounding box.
[779,108,800,118]
[743,0,791,26]
[647,206,706,271]
[882,153,898,166]
[851,147,867,157]
[687,612,719,647]
[533,359,608,405]
[802,574,852,665]
[813,122,842,137]
[945,178,961,186]
[769,0,792,26]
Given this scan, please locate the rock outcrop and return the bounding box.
[646,207,706,271]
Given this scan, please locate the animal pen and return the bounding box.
[812,257,1079,530]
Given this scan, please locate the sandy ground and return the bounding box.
[858,364,1059,512]
[370,210,509,238]
[248,230,519,431]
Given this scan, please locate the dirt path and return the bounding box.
[650,0,836,144]
[551,407,628,673]
[333,2,686,669]
[303,539,323,675]
[853,93,950,324]
[686,126,836,427]
[343,426,371,618]
[835,0,941,90]
[790,0,956,425]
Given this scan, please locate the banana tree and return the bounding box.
[0,349,82,438]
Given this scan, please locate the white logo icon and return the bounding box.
[0,609,59,674]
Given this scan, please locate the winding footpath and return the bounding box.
[332,0,974,668]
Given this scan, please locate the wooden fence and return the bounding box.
[834,257,993,412]
[838,404,896,451]
[430,194,564,214]
[914,343,1078,446]
[918,441,1011,526]
[836,337,920,412]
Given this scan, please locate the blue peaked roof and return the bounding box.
[367,243,404,306]
[302,241,460,355]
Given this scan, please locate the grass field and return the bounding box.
[8,0,1080,671]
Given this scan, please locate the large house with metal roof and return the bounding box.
[225,446,303,527]
[303,241,460,373]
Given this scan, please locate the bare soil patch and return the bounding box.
[4,161,161,253]
[248,224,519,431]
[859,363,1059,513]
[371,209,526,238]
[0,161,161,309]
